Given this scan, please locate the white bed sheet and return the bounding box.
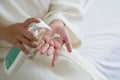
[78,0,120,80]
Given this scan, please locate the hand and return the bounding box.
[0,18,40,54]
[36,19,72,67]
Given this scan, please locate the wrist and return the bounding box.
[50,19,65,27]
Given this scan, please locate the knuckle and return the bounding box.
[12,40,17,45]
[25,33,33,40]
[16,35,20,39]
[29,42,35,47]
[26,18,36,22]
[55,53,59,57]
[19,45,26,51]
[43,36,48,40]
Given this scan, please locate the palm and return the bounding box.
[37,24,72,67]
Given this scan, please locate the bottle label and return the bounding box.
[5,46,20,69]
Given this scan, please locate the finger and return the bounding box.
[23,18,40,28]
[42,30,53,42]
[46,46,54,56]
[64,36,72,52]
[52,49,60,67]
[22,30,38,41]
[54,37,63,49]
[36,40,45,51]
[40,43,49,55]
[18,36,37,48]
[49,39,55,46]
[13,40,30,54]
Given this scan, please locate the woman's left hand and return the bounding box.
[36,19,72,67]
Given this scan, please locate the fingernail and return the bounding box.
[36,48,39,52]
[33,37,39,41]
[52,64,55,67]
[32,43,37,48]
[25,50,30,54]
[52,61,56,67]
[40,52,44,55]
[47,53,50,56]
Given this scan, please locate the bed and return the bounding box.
[79,0,120,80]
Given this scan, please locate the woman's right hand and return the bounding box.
[0,18,40,54]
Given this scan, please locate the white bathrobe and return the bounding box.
[0,0,106,80]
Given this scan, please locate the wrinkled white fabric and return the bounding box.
[77,0,120,80]
[0,0,107,80]
[0,49,106,80]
